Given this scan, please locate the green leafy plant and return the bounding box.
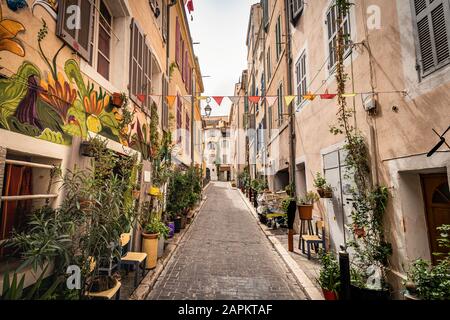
[0,265,63,300]
[313,172,332,191]
[281,197,295,214]
[144,216,170,239]
[405,225,450,300]
[298,191,319,205]
[317,251,340,293]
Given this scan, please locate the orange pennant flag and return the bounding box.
[303,93,316,101]
[166,95,176,107]
[248,96,261,104]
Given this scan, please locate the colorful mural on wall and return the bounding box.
[0,5,153,160]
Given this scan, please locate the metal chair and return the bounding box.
[119,233,147,287]
[301,220,326,259]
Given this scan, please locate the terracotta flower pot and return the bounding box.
[297,204,313,220]
[322,289,338,300]
[112,93,124,107]
[353,225,366,238]
[318,188,333,198]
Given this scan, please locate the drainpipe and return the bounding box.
[284,0,296,196]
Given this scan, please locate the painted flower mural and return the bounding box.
[83,90,110,133]
[39,72,77,123]
[0,4,25,56]
[0,13,153,159]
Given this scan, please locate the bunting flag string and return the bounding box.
[133,90,406,109]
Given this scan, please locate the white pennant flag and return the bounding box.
[265,96,278,106]
[181,95,193,103]
[228,96,241,105]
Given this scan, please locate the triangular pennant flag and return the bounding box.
[213,96,224,106]
[166,95,176,107]
[265,96,278,106]
[182,95,192,103]
[342,93,357,98]
[137,94,146,103]
[248,96,260,104]
[149,95,161,104]
[303,93,316,101]
[320,90,337,100]
[284,96,296,106]
[228,96,241,104]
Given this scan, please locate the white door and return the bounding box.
[323,149,354,253]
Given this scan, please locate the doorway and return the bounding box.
[421,174,450,264]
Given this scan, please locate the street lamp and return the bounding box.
[204,97,212,117]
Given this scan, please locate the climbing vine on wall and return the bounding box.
[329,0,392,290]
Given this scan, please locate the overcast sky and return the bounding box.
[188,0,257,117]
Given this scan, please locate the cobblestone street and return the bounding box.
[147,182,306,300]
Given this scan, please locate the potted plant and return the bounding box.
[142,216,165,269]
[313,172,333,198]
[297,191,319,220]
[317,251,340,300]
[157,220,170,258]
[403,225,450,300]
[111,92,127,107]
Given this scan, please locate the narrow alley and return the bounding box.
[148,182,305,300]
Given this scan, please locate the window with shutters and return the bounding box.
[162,75,169,131]
[88,0,112,80]
[268,105,273,137]
[57,0,94,62]
[162,0,168,41]
[290,0,304,23]
[326,1,352,71]
[267,47,272,82]
[263,0,269,29]
[177,95,182,143]
[186,112,190,155]
[277,83,283,126]
[295,50,307,108]
[412,0,450,78]
[129,20,153,111]
[275,15,282,61]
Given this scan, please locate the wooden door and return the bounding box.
[421,174,450,264]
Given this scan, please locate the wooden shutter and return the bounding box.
[290,0,304,22]
[162,75,169,130]
[130,20,146,108]
[162,0,168,41]
[57,0,93,62]
[413,0,450,77]
[175,18,181,66]
[177,94,182,143]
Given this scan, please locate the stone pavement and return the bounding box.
[147,181,306,300]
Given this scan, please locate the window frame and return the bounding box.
[411,0,450,78]
[295,50,307,108]
[326,1,352,71]
[56,0,94,62]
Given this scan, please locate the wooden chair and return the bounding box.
[301,221,326,260]
[119,233,147,287]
